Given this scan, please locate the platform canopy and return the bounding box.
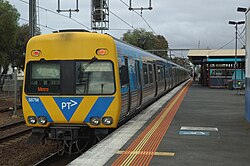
[188,49,245,65]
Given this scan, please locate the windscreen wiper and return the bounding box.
[82,56,98,72]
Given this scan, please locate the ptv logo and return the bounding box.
[61,100,78,110]
[53,97,83,121]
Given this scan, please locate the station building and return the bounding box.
[188,49,245,89]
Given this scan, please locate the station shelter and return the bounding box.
[188,49,245,89]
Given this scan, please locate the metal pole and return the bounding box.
[13,67,17,116]
[58,0,60,12]
[234,24,238,88]
[169,49,172,60]
[29,0,36,37]
[29,0,33,37]
[101,0,103,34]
[149,0,152,9]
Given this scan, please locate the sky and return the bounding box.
[8,0,250,53]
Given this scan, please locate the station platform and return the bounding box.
[69,80,250,166]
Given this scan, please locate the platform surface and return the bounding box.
[69,81,250,166]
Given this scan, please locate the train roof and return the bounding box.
[112,36,188,70]
[29,30,188,70]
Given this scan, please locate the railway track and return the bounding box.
[33,152,80,166]
[0,121,31,144]
[0,105,22,113]
[0,120,25,131]
[33,152,59,166]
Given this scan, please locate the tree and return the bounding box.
[13,24,30,70]
[0,0,20,73]
[153,35,169,59]
[14,24,41,70]
[171,56,192,69]
[122,28,169,59]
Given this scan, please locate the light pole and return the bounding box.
[228,20,245,88]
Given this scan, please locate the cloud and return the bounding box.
[8,0,249,49]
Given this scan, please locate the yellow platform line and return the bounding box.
[117,151,175,157]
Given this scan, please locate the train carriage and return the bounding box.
[22,30,190,153]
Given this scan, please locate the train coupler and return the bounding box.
[49,126,80,141]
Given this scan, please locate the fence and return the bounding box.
[0,68,23,115]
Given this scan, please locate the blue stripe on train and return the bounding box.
[26,97,53,122]
[84,97,114,123]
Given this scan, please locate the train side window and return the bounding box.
[148,64,153,83]
[120,65,129,86]
[165,67,168,78]
[143,63,149,85]
[160,66,164,81]
[157,66,164,81]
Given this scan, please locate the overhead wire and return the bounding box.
[17,0,155,33]
[209,37,236,53]
[18,0,90,30]
[210,25,246,52]
[20,17,57,31]
[119,0,157,34]
[235,24,246,47]
[237,35,245,47]
[108,10,135,30]
[237,32,245,45]
[237,28,246,44]
[238,24,246,36]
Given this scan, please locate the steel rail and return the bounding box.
[0,120,25,131]
[0,128,31,143]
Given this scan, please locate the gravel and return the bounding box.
[1,100,58,166]
[1,137,58,166]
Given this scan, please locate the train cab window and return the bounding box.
[25,62,61,94]
[148,64,153,83]
[143,63,149,85]
[76,61,115,94]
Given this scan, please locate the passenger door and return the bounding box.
[128,59,140,112]
[120,58,131,117]
[153,64,158,97]
[135,60,142,108]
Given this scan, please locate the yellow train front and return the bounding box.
[22,31,121,151]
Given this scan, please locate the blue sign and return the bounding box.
[208,58,244,62]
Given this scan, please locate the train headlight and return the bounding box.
[90,117,101,126]
[31,50,41,57]
[96,48,108,56]
[38,116,47,125]
[28,116,37,124]
[102,117,113,125]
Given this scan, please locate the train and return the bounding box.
[22,30,190,154]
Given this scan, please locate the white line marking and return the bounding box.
[180,126,218,131]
